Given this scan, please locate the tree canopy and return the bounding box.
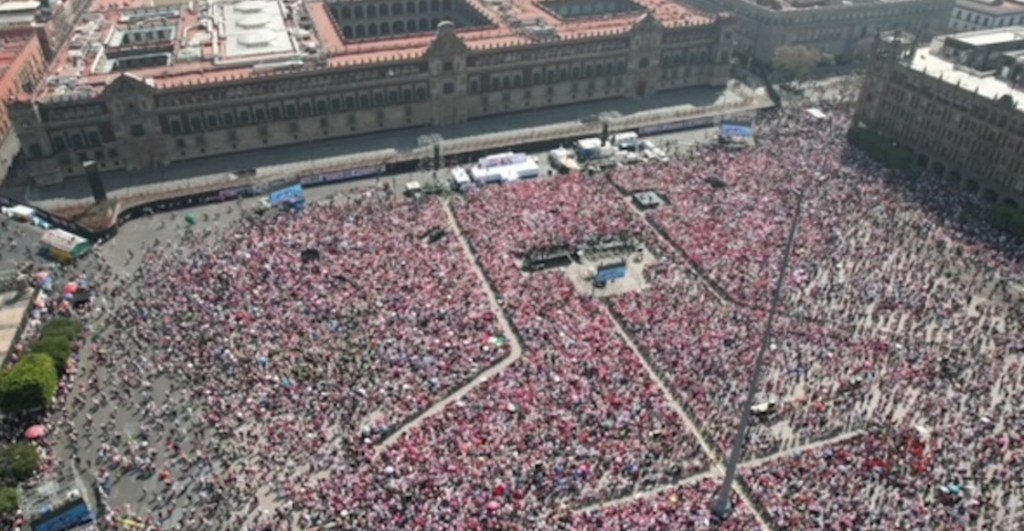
[0,353,58,414]
[773,45,823,80]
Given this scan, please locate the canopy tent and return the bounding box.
[4,205,35,221]
[40,229,92,262]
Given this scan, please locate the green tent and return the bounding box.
[185,213,198,225]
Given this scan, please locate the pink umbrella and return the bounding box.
[486,500,500,512]
[64,282,78,294]
[25,424,46,440]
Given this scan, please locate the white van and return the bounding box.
[611,132,640,151]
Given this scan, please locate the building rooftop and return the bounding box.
[909,27,1024,111]
[0,29,36,77]
[956,0,1024,16]
[32,0,715,102]
[738,0,923,12]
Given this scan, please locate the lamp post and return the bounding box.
[711,188,805,519]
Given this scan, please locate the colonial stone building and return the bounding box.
[0,29,46,145]
[950,0,1024,33]
[725,0,955,64]
[854,28,1024,209]
[10,0,734,185]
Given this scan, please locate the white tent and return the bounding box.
[806,108,828,120]
[469,153,539,184]
[3,205,34,221]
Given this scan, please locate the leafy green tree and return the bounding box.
[0,487,18,516]
[0,354,58,414]
[40,318,83,341]
[773,45,823,80]
[29,335,73,375]
[0,443,40,484]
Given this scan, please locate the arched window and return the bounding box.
[393,21,405,33]
[407,0,416,13]
[368,23,378,36]
[355,25,365,37]
[340,6,351,18]
[366,5,376,17]
[430,0,440,10]
[354,5,364,17]
[342,26,353,38]
[393,2,403,15]
[419,0,428,13]
[419,18,429,31]
[380,4,388,16]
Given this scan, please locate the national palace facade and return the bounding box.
[8,0,734,184]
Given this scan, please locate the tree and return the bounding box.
[40,318,83,341]
[0,487,17,516]
[0,354,58,414]
[990,204,1024,238]
[773,45,823,80]
[0,443,40,484]
[29,335,73,375]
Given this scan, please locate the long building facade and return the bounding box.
[727,0,955,64]
[9,0,734,185]
[854,28,1024,209]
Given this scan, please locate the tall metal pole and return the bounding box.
[711,188,805,519]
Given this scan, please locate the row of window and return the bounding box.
[164,86,430,134]
[341,18,439,38]
[467,61,629,93]
[334,0,453,20]
[952,9,1024,29]
[468,40,629,68]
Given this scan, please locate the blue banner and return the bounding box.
[639,116,715,135]
[720,123,754,138]
[300,164,387,186]
[270,184,305,206]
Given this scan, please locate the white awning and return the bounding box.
[41,229,88,253]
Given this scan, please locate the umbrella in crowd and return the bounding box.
[25,424,47,440]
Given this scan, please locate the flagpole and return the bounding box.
[711,188,805,519]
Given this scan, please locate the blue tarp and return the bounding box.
[596,265,627,282]
[270,185,305,207]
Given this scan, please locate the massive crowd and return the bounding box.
[609,104,1024,528]
[12,95,1021,531]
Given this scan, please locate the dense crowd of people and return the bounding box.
[16,95,1021,530]
[608,104,1024,527]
